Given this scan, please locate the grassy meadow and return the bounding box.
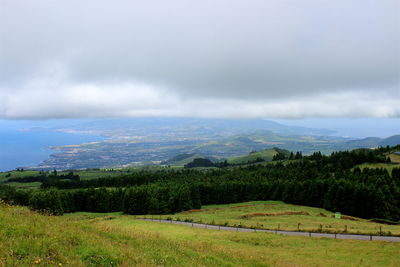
[158,201,400,236]
[354,152,400,172]
[0,170,40,182]
[1,201,400,267]
[227,149,277,165]
[0,169,126,189]
[356,163,399,173]
[389,153,400,164]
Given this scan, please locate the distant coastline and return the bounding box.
[0,127,104,172]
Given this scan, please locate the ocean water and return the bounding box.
[0,120,103,171]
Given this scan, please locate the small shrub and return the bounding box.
[83,253,119,267]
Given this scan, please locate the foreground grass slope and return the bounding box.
[1,202,400,266]
[165,201,400,235]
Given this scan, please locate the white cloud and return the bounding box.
[0,0,399,119]
[1,76,399,119]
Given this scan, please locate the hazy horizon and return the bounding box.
[2,116,400,138]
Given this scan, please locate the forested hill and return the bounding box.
[1,145,400,222]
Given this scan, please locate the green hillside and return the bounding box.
[168,201,400,235]
[379,135,400,146]
[1,202,400,266]
[0,170,40,183]
[227,148,284,165]
[161,153,213,166]
[160,153,218,167]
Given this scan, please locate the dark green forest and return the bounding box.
[1,145,400,222]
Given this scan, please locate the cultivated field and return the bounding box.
[1,202,400,266]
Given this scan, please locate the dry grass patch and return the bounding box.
[239,211,310,219]
[389,153,400,164]
[180,203,275,214]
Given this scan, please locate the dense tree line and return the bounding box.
[184,158,216,168]
[41,149,391,190]
[0,184,200,216]
[1,146,400,221]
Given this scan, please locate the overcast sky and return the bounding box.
[0,0,399,119]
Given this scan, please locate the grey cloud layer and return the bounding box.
[0,0,399,118]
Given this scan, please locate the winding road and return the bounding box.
[139,218,400,242]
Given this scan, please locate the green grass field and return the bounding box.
[158,201,400,236]
[5,181,42,189]
[1,202,400,266]
[356,162,399,173]
[354,153,400,172]
[227,149,278,165]
[0,169,126,189]
[71,170,126,180]
[0,170,40,182]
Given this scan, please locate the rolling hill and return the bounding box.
[161,153,217,166]
[226,148,285,165]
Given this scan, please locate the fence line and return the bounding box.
[138,218,400,242]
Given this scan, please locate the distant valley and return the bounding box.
[17,118,400,170]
